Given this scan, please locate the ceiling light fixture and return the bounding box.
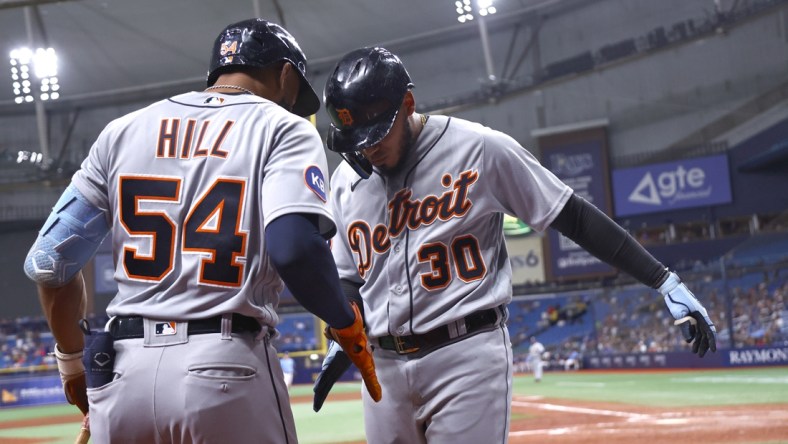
[9,46,60,104]
[454,0,496,23]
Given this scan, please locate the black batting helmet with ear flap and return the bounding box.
[207,18,320,117]
[323,47,414,179]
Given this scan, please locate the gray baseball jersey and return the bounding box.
[73,91,334,327]
[71,90,333,443]
[329,114,571,443]
[330,115,572,339]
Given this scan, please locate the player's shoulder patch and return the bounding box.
[304,165,327,202]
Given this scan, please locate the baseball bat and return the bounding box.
[74,413,90,444]
[74,427,90,444]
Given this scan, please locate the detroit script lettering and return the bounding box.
[347,170,478,277]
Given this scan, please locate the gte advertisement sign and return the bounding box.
[612,154,732,217]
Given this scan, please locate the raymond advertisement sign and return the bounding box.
[535,121,616,280]
[727,346,788,366]
[612,154,732,217]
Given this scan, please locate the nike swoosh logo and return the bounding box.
[351,178,363,192]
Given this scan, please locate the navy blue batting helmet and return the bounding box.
[323,47,414,178]
[207,18,320,117]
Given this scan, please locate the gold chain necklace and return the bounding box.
[205,84,254,95]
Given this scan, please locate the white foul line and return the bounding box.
[511,400,647,419]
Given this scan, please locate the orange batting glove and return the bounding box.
[324,302,382,402]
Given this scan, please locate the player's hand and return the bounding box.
[76,412,91,443]
[324,302,382,403]
[55,345,89,415]
[312,340,352,412]
[81,412,90,432]
[659,272,717,357]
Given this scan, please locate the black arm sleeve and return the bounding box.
[549,193,669,288]
[265,213,355,328]
[340,278,365,323]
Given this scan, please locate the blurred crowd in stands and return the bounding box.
[508,260,786,371]
[0,313,109,370]
[630,211,785,247]
[270,313,319,353]
[0,323,52,369]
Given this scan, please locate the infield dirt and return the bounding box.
[4,393,786,444]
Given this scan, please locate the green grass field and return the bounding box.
[1,367,786,443]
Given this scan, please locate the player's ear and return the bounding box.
[277,62,290,88]
[403,91,416,116]
[276,62,300,112]
[278,62,296,91]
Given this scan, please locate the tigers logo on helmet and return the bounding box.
[336,108,354,127]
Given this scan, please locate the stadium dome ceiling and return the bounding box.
[0,0,572,110]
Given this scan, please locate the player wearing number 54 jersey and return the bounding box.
[313,47,717,443]
[24,19,380,444]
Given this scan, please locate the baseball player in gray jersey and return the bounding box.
[313,47,716,443]
[23,19,380,444]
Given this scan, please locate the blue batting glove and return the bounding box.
[659,271,717,357]
[312,340,353,412]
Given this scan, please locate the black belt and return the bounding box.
[110,314,261,340]
[377,306,504,358]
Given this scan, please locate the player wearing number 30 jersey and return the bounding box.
[313,47,716,444]
[331,114,570,338]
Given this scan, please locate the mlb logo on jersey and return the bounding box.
[204,96,225,105]
[155,322,177,336]
[304,165,327,202]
